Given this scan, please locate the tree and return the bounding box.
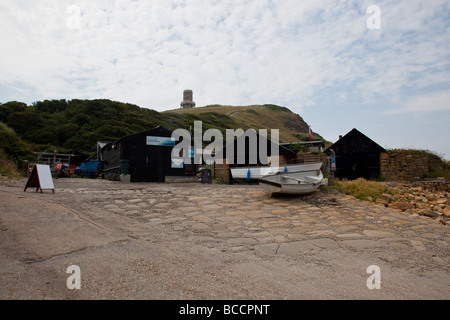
[0,101,27,123]
[56,123,79,146]
[7,110,44,137]
[0,122,34,160]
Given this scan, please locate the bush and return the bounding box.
[0,122,35,160]
[263,104,290,112]
[0,148,23,178]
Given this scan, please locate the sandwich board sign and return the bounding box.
[24,164,55,193]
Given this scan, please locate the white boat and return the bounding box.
[258,169,323,195]
[230,162,323,181]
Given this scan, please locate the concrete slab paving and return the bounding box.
[0,178,449,300]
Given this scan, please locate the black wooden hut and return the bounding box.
[325,128,386,180]
[218,130,297,168]
[101,125,192,182]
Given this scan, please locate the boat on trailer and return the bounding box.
[230,162,323,181]
[258,169,323,195]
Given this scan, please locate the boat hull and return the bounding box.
[258,170,323,195]
[230,162,322,181]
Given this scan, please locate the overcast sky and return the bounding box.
[1,0,449,159]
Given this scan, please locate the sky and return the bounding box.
[1,0,449,159]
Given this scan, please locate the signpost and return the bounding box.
[24,164,55,193]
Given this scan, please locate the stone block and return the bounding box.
[342,239,383,250]
[443,206,450,217]
[277,241,319,255]
[119,174,130,183]
[253,243,280,255]
[362,230,397,238]
[417,209,439,218]
[389,200,413,211]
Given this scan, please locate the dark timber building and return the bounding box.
[325,128,386,180]
[218,130,297,167]
[101,125,194,182]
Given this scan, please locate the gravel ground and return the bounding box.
[0,177,448,300]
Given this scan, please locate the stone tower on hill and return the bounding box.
[180,89,195,108]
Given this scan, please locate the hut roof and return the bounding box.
[325,128,386,155]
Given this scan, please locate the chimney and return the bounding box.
[339,135,342,140]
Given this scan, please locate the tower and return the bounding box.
[180,89,195,108]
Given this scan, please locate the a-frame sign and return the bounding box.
[24,164,55,193]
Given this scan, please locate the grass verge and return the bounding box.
[332,178,399,202]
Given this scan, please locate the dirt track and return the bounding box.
[0,178,449,300]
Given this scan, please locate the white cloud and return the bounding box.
[385,91,450,115]
[0,0,449,113]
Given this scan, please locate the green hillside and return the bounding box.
[0,121,35,177]
[0,99,320,157]
[164,104,321,144]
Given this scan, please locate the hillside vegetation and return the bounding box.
[0,99,318,158]
[0,121,35,177]
[164,104,320,143]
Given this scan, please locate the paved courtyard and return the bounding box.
[0,178,448,299]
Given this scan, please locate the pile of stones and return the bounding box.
[375,179,450,225]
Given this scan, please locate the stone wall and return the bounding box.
[380,151,429,181]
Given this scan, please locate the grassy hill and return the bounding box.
[164,104,321,144]
[0,100,320,157]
